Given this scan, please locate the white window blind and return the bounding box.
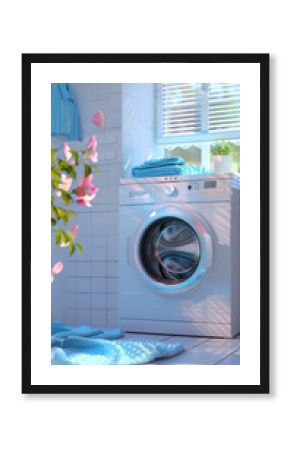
[158,83,240,141]
[208,83,240,133]
[161,83,203,137]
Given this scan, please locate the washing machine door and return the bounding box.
[135,208,212,293]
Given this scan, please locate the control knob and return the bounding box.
[163,184,177,196]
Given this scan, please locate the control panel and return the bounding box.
[120,177,237,205]
[185,180,228,190]
[161,177,229,191]
[163,176,179,182]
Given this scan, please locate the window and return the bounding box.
[157,83,240,171]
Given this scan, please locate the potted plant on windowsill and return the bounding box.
[211,141,234,173]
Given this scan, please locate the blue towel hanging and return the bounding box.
[51,83,82,141]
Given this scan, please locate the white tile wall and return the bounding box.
[107,293,118,309]
[52,83,155,328]
[107,309,119,328]
[51,83,123,328]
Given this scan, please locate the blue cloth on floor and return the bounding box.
[132,164,206,178]
[51,321,123,347]
[140,157,185,168]
[51,321,184,365]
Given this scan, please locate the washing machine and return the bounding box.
[118,173,240,338]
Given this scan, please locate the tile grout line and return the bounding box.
[149,338,210,365]
[188,338,211,351]
[162,337,211,351]
[214,347,240,365]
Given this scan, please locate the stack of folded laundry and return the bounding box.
[132,157,206,178]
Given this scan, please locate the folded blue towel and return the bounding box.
[140,157,184,168]
[132,164,206,178]
[51,321,184,365]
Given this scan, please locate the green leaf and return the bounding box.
[75,242,83,254]
[52,205,60,220]
[54,207,73,224]
[69,242,75,256]
[51,149,57,163]
[55,231,62,245]
[84,164,92,177]
[212,140,234,156]
[71,150,79,166]
[60,190,73,205]
[61,229,72,243]
[69,166,77,179]
[54,228,74,246]
[56,208,66,221]
[66,210,73,221]
[51,218,56,227]
[57,160,77,178]
[52,180,59,189]
[51,167,61,181]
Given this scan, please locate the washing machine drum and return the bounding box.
[140,217,202,285]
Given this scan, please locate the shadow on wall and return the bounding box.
[122,83,156,178]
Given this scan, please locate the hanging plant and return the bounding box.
[51,134,100,281]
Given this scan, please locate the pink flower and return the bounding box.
[63,143,76,165]
[92,110,105,128]
[76,174,96,196]
[51,261,64,283]
[63,143,72,161]
[76,174,98,207]
[56,174,72,197]
[88,135,97,151]
[84,135,98,163]
[60,224,79,247]
[70,224,79,240]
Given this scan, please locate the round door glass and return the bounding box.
[140,217,201,285]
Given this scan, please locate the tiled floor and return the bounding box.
[124,332,240,365]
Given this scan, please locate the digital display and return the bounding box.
[204,180,217,189]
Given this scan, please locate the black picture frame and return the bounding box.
[22,53,269,394]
